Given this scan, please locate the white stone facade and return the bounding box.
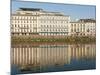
[11,8,96,37]
[70,22,96,36]
[11,8,70,36]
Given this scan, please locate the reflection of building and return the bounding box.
[11,45,71,67]
[70,19,96,36]
[11,8,70,36]
[70,44,96,60]
[11,44,96,67]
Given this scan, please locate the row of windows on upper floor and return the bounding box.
[40,16,69,20]
[70,27,95,31]
[12,16,37,20]
[40,25,68,28]
[11,20,69,24]
[71,23,95,27]
[11,24,95,30]
[71,27,95,30]
[71,28,95,32]
[12,16,69,20]
[11,24,37,28]
[39,18,69,20]
[11,28,68,32]
[40,20,69,23]
[11,29,95,33]
[71,24,85,26]
[12,20,37,23]
[71,29,85,32]
[71,24,95,28]
[40,29,68,32]
[11,29,37,32]
[71,26,86,29]
[12,25,95,29]
[11,24,68,28]
[11,21,26,24]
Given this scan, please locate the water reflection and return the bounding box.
[11,43,96,74]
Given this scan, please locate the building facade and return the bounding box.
[11,8,96,37]
[70,19,96,36]
[11,8,70,36]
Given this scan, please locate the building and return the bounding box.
[11,8,70,36]
[70,19,96,36]
[69,22,86,36]
[11,8,96,37]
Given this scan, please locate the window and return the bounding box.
[16,16,18,19]
[15,24,16,27]
[25,16,27,19]
[19,16,21,19]
[12,16,15,19]
[71,24,73,27]
[27,16,29,19]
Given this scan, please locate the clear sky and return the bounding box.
[11,0,96,21]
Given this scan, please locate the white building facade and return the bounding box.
[11,8,96,37]
[70,20,96,36]
[11,8,70,36]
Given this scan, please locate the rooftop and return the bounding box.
[14,8,69,16]
[19,8,43,11]
[78,19,96,23]
[71,19,96,23]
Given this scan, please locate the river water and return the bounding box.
[11,43,96,75]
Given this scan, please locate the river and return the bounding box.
[11,43,96,75]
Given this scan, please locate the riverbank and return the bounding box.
[11,36,96,44]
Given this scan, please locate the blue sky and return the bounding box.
[11,0,96,21]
